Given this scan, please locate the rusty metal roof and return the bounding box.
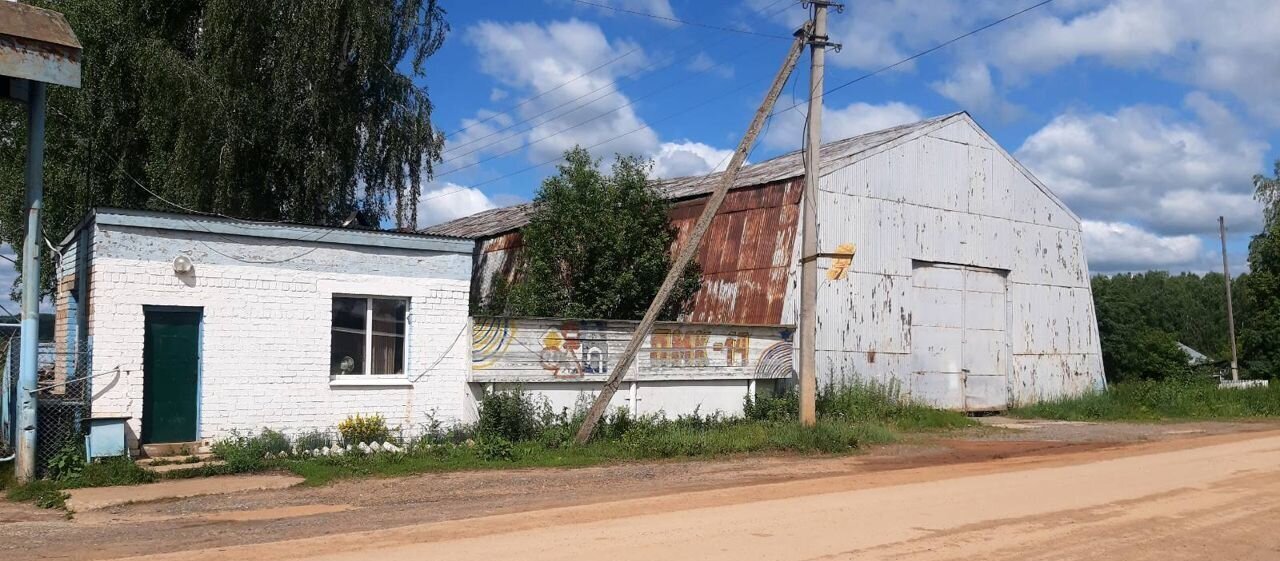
[0,2,82,87]
[423,112,962,239]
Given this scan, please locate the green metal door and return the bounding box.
[142,309,201,444]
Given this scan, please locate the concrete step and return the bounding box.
[65,475,304,511]
[142,458,226,474]
[141,441,207,458]
[135,452,214,466]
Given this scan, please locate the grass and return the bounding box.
[1009,379,1280,421]
[3,456,157,512]
[5,381,975,501]
[280,421,902,486]
[260,381,970,486]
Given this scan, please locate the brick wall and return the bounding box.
[83,223,474,448]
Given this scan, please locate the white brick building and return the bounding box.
[56,209,474,452]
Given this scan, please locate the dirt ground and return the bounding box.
[4,418,1279,561]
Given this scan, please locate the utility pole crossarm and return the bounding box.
[573,25,811,445]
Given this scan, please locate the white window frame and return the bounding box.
[329,295,410,385]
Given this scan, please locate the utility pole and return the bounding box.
[0,2,81,481]
[574,24,810,445]
[1219,216,1239,382]
[799,1,839,426]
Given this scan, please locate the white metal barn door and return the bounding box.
[960,267,1009,411]
[910,262,1009,411]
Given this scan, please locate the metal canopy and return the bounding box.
[0,2,82,88]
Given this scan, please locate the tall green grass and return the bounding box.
[1009,379,1280,421]
[7,380,972,499]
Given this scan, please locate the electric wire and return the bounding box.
[438,0,797,166]
[570,0,793,40]
[444,0,1055,194]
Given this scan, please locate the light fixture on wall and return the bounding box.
[173,254,194,275]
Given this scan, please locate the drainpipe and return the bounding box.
[15,81,47,482]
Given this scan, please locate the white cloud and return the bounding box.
[954,0,1280,123]
[489,88,508,102]
[687,52,734,79]
[931,62,1021,122]
[650,141,734,179]
[416,182,499,227]
[763,100,924,151]
[1082,220,1204,272]
[459,19,659,166]
[758,1,1280,122]
[441,109,525,169]
[1015,95,1268,236]
[578,0,679,25]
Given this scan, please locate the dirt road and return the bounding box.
[99,426,1280,561]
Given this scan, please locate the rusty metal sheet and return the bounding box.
[0,3,81,88]
[422,116,958,240]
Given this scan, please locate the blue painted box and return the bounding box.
[83,416,131,460]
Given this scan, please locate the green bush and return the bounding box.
[338,414,392,445]
[477,388,544,442]
[45,438,86,482]
[210,428,303,470]
[744,391,798,421]
[476,436,515,461]
[294,430,332,452]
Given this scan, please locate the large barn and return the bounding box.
[427,112,1105,411]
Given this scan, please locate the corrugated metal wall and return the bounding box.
[811,118,1103,409]
[468,178,802,325]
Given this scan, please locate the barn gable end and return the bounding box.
[804,114,1103,409]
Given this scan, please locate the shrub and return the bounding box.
[45,438,86,482]
[210,430,287,472]
[338,414,391,445]
[294,430,332,452]
[744,391,798,421]
[477,388,542,442]
[476,436,515,461]
[257,429,293,455]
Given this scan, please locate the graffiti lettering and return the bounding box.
[539,321,609,378]
[649,328,711,368]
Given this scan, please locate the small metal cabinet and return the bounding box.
[82,416,131,461]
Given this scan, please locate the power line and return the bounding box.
[434,39,780,179]
[443,0,1055,194]
[440,0,797,165]
[571,0,793,40]
[772,0,1055,117]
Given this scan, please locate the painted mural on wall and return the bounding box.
[471,317,795,382]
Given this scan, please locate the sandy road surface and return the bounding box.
[112,429,1280,561]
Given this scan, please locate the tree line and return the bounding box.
[1097,161,1280,382]
[0,0,449,295]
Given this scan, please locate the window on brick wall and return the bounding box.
[331,296,407,375]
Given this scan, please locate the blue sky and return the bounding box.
[415,0,1280,276]
[5,0,1280,309]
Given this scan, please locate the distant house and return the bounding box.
[428,113,1106,411]
[54,209,474,453]
[1176,343,1211,365]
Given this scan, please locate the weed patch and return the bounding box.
[1009,379,1280,421]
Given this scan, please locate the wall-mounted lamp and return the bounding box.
[173,254,194,275]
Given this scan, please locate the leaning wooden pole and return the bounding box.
[574,26,810,445]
